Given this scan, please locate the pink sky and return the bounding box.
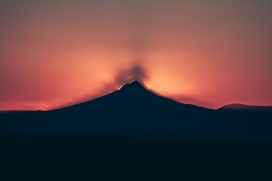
[0,0,272,110]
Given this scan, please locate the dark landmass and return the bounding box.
[1,134,272,181]
[0,81,271,141]
[220,103,272,111]
[1,80,272,180]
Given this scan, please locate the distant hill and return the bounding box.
[219,103,272,111]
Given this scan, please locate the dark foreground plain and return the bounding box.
[1,81,272,180]
[1,134,272,181]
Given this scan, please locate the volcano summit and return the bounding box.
[58,80,208,112]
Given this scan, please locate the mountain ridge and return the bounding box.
[0,80,272,141]
[219,103,272,111]
[1,81,271,112]
[56,80,209,112]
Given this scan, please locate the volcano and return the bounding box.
[57,80,208,112]
[1,80,272,141]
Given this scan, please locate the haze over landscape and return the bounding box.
[1,0,272,110]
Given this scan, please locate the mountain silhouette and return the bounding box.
[57,80,208,112]
[1,80,272,141]
[220,103,272,111]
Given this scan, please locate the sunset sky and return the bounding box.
[0,0,272,110]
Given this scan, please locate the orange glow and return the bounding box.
[0,1,272,110]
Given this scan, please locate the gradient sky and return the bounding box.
[1,0,272,110]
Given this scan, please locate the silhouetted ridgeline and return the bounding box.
[0,81,272,141]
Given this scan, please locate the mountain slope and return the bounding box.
[1,81,272,141]
[219,103,272,111]
[57,81,209,112]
